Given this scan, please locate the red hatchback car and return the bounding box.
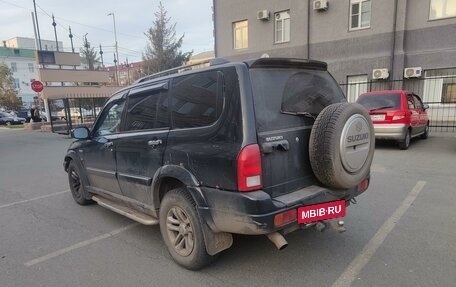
[356,90,429,149]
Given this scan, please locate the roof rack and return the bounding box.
[135,58,230,84]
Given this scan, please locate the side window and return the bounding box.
[171,71,224,129]
[413,95,423,109]
[407,95,415,109]
[93,100,126,137]
[124,89,169,131]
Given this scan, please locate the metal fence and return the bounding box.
[340,75,456,132]
[48,96,107,134]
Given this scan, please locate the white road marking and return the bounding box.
[0,190,69,209]
[25,223,139,267]
[332,180,426,287]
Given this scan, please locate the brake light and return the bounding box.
[237,144,262,192]
[392,111,406,121]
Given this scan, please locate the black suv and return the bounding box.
[64,58,374,270]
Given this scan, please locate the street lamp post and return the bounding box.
[107,12,120,85]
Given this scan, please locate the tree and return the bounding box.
[0,63,22,110]
[142,2,192,75]
[80,36,100,71]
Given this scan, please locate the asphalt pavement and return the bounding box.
[0,129,455,287]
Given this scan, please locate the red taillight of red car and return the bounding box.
[392,111,406,122]
[237,144,262,192]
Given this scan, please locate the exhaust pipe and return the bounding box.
[266,232,288,250]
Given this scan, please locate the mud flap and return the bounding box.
[200,219,233,255]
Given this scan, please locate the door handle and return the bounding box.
[148,139,163,148]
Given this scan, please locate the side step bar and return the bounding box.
[92,195,159,225]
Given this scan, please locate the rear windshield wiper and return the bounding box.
[369,106,394,112]
[281,111,316,120]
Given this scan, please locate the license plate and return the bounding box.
[298,200,346,224]
[370,114,385,121]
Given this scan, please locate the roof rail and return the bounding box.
[134,58,230,84]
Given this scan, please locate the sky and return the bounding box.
[0,0,214,66]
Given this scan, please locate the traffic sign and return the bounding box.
[31,80,44,93]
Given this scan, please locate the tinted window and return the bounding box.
[125,89,169,131]
[93,100,125,137]
[250,68,345,132]
[171,71,224,129]
[357,94,401,111]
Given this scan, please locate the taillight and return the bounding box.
[237,144,262,192]
[392,111,406,121]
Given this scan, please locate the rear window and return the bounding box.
[357,94,401,111]
[250,68,345,132]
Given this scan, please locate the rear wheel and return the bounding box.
[67,161,93,205]
[159,188,215,270]
[399,129,411,150]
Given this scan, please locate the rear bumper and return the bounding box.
[373,123,408,140]
[198,181,368,235]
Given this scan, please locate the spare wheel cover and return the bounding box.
[339,114,371,173]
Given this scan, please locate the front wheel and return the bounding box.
[67,161,93,205]
[159,188,215,270]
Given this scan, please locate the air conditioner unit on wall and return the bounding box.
[404,67,422,78]
[257,10,270,20]
[372,68,389,80]
[313,0,328,11]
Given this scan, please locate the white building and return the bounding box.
[0,37,64,108]
[4,37,63,52]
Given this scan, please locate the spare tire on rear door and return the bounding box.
[309,103,375,189]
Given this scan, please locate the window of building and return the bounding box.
[28,63,34,73]
[347,75,368,102]
[171,71,224,129]
[430,0,456,20]
[124,88,169,131]
[350,0,371,30]
[11,62,17,72]
[13,78,20,89]
[233,20,248,49]
[274,10,290,43]
[423,68,456,103]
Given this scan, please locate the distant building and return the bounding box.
[4,37,63,52]
[106,61,143,86]
[0,47,37,107]
[0,37,65,108]
[187,51,215,67]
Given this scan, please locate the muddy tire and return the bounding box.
[309,103,375,189]
[67,161,93,205]
[159,188,215,270]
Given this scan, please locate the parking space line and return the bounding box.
[332,180,426,287]
[25,223,139,267]
[0,190,69,209]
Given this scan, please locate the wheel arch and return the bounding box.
[151,165,207,209]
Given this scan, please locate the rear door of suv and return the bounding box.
[115,82,170,205]
[249,63,346,198]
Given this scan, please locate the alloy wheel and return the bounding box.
[166,206,194,257]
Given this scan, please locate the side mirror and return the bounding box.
[71,127,90,139]
[423,104,429,110]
